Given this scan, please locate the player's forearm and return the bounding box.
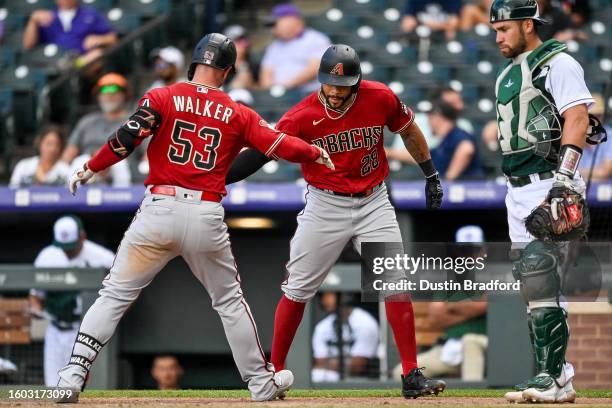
[445,141,474,180]
[226,149,271,184]
[399,122,431,163]
[272,135,320,163]
[87,142,127,172]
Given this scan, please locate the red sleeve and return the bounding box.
[243,107,319,163]
[275,111,301,138]
[138,87,166,112]
[384,87,415,133]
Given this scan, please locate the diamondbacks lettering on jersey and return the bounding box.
[172,95,234,124]
[312,126,383,154]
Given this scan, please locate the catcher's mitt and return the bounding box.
[525,187,590,241]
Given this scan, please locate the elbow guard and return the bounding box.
[108,106,161,157]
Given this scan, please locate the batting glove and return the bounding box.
[425,173,443,209]
[68,163,96,195]
[314,145,335,170]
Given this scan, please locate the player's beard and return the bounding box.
[322,89,352,111]
[502,26,528,59]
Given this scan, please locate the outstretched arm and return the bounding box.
[69,106,160,194]
[226,149,272,185]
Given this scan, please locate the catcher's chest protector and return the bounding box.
[495,40,566,176]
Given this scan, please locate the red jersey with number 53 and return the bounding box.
[139,82,287,195]
[276,80,414,193]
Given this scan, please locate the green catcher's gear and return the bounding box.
[531,307,570,380]
[495,40,567,176]
[490,0,549,25]
[514,240,561,302]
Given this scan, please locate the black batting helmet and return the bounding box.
[188,33,237,81]
[318,44,361,92]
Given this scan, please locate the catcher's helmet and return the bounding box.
[187,33,237,81]
[489,0,549,25]
[318,44,361,90]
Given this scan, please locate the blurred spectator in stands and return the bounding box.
[147,46,186,91]
[401,0,462,40]
[312,292,378,382]
[561,0,592,28]
[62,73,132,186]
[259,3,330,93]
[581,94,611,181]
[393,226,488,381]
[10,125,70,188]
[30,215,114,387]
[429,86,474,134]
[387,101,483,179]
[479,120,503,178]
[151,355,183,390]
[23,0,117,66]
[228,88,254,108]
[537,0,585,42]
[224,25,256,90]
[460,0,492,31]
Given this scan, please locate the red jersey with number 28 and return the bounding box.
[140,81,287,195]
[276,80,414,193]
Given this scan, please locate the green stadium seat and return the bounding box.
[19,44,69,72]
[429,42,477,66]
[305,11,361,36]
[360,61,390,83]
[251,88,303,109]
[393,63,450,85]
[118,0,170,17]
[106,9,141,36]
[0,47,16,69]
[81,0,115,12]
[4,0,54,16]
[454,62,497,86]
[0,87,12,116]
[0,66,47,134]
[1,11,27,34]
[335,0,387,15]
[363,42,416,67]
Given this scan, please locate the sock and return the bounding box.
[270,295,306,371]
[385,298,418,376]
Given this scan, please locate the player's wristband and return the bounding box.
[418,159,437,178]
[556,144,582,178]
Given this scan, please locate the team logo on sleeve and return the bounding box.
[330,63,344,75]
[401,102,409,115]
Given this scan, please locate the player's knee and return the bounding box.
[514,240,561,303]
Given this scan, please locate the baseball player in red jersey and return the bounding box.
[56,33,333,403]
[226,44,446,398]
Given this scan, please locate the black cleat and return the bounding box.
[401,367,446,399]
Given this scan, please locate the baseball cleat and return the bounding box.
[401,367,446,399]
[521,373,576,403]
[274,369,294,399]
[504,374,541,403]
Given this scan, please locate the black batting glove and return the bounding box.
[425,173,443,209]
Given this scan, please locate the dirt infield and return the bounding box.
[5,396,612,407]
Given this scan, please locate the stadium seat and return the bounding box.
[251,88,304,109]
[118,0,170,18]
[0,47,16,70]
[334,0,387,16]
[364,42,416,67]
[0,66,47,134]
[454,62,497,86]
[393,62,450,85]
[107,9,142,36]
[361,61,390,83]
[1,11,27,35]
[0,87,12,117]
[81,0,115,12]
[304,11,361,36]
[4,0,54,16]
[19,44,69,72]
[429,42,478,66]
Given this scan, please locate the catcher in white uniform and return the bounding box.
[489,0,607,403]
